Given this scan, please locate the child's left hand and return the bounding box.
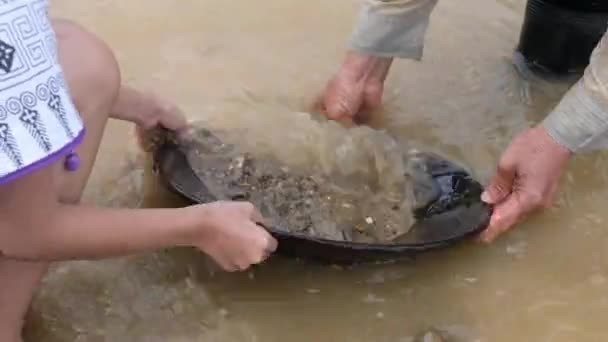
[112,87,192,152]
[109,85,193,151]
[133,94,192,152]
[135,90,189,135]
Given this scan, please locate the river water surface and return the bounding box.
[25,0,608,341]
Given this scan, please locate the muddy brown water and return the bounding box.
[25,0,608,341]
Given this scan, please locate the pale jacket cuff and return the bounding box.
[349,0,438,60]
[542,81,608,152]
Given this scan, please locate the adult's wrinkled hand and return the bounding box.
[479,125,571,243]
[319,70,383,127]
[317,53,392,127]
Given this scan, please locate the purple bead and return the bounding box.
[64,152,80,172]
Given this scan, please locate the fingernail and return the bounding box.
[481,191,491,203]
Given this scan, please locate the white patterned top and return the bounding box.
[0,0,84,184]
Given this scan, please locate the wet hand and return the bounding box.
[193,201,278,272]
[318,72,380,127]
[136,91,188,132]
[129,90,193,151]
[317,53,392,126]
[479,126,571,243]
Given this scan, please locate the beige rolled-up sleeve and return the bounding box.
[542,29,608,152]
[349,0,439,60]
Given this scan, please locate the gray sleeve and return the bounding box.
[349,0,439,60]
[542,29,608,153]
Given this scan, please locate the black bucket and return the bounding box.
[516,0,608,76]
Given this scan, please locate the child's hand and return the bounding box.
[134,90,190,136]
[109,86,192,151]
[132,92,193,152]
[192,201,278,271]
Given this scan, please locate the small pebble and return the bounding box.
[365,217,375,224]
[306,288,321,294]
[363,293,386,303]
[464,277,478,284]
[376,312,385,319]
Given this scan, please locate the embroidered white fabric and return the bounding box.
[0,0,84,184]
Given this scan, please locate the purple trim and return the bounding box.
[0,128,86,185]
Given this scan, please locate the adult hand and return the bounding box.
[318,52,392,126]
[192,201,278,272]
[479,125,571,243]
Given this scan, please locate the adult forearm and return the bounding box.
[349,0,439,59]
[542,29,608,152]
[542,81,608,152]
[1,205,197,261]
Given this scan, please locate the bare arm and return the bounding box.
[109,85,188,134]
[0,161,198,261]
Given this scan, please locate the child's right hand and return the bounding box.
[191,201,278,272]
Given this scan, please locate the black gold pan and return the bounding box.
[152,129,492,264]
